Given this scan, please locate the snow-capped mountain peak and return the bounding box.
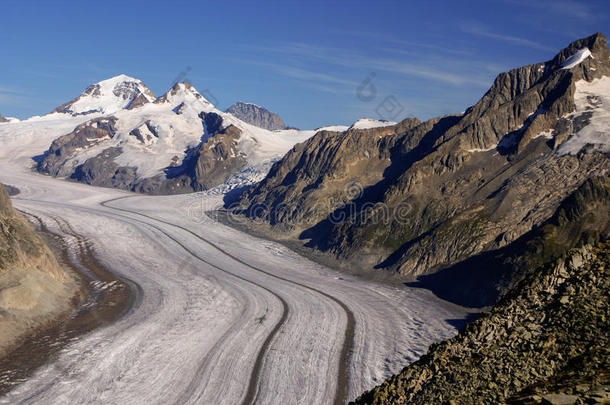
[154,82,212,108]
[52,74,156,116]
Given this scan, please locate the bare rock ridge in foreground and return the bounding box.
[231,33,610,301]
[352,178,610,404]
[0,184,78,357]
[225,101,287,131]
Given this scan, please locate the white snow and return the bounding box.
[561,47,592,70]
[4,78,328,186]
[349,118,396,130]
[62,74,155,115]
[315,125,350,132]
[0,116,21,124]
[0,125,470,404]
[154,82,211,106]
[558,76,610,155]
[467,145,497,153]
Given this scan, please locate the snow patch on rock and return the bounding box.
[561,48,592,70]
[558,77,610,155]
[349,118,396,130]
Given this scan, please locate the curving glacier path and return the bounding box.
[0,124,468,404]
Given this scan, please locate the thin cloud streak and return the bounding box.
[369,60,491,86]
[459,22,555,51]
[232,58,358,92]
[240,41,493,87]
[500,0,595,19]
[334,30,477,56]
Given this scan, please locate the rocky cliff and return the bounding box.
[0,114,7,123]
[226,101,286,131]
[231,33,610,289]
[0,184,78,356]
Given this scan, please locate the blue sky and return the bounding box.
[1,0,609,128]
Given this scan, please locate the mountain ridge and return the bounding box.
[229,32,610,294]
[32,77,319,194]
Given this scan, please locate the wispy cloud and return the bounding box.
[0,85,31,104]
[238,41,492,87]
[367,59,491,86]
[233,58,358,94]
[500,0,595,19]
[459,21,555,51]
[336,30,477,56]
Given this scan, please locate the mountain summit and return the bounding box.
[226,102,286,131]
[51,74,156,116]
[34,76,317,194]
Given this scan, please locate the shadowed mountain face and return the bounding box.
[225,102,286,131]
[409,176,610,307]
[231,33,610,289]
[0,114,7,123]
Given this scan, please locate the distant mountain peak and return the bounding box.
[52,74,156,116]
[226,101,286,131]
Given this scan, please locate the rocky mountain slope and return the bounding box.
[353,178,609,404]
[354,244,609,404]
[32,77,317,194]
[225,101,286,131]
[231,33,610,289]
[0,184,78,356]
[0,114,7,123]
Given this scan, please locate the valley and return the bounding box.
[0,129,468,404]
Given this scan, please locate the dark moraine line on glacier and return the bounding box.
[4,210,143,403]
[101,196,356,405]
[14,197,290,405]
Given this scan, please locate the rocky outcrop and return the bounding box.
[353,239,610,404]
[231,33,610,285]
[0,114,7,123]
[128,120,159,145]
[410,176,610,307]
[0,185,78,356]
[37,109,250,194]
[70,147,137,190]
[37,117,119,177]
[226,101,286,131]
[189,112,247,190]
